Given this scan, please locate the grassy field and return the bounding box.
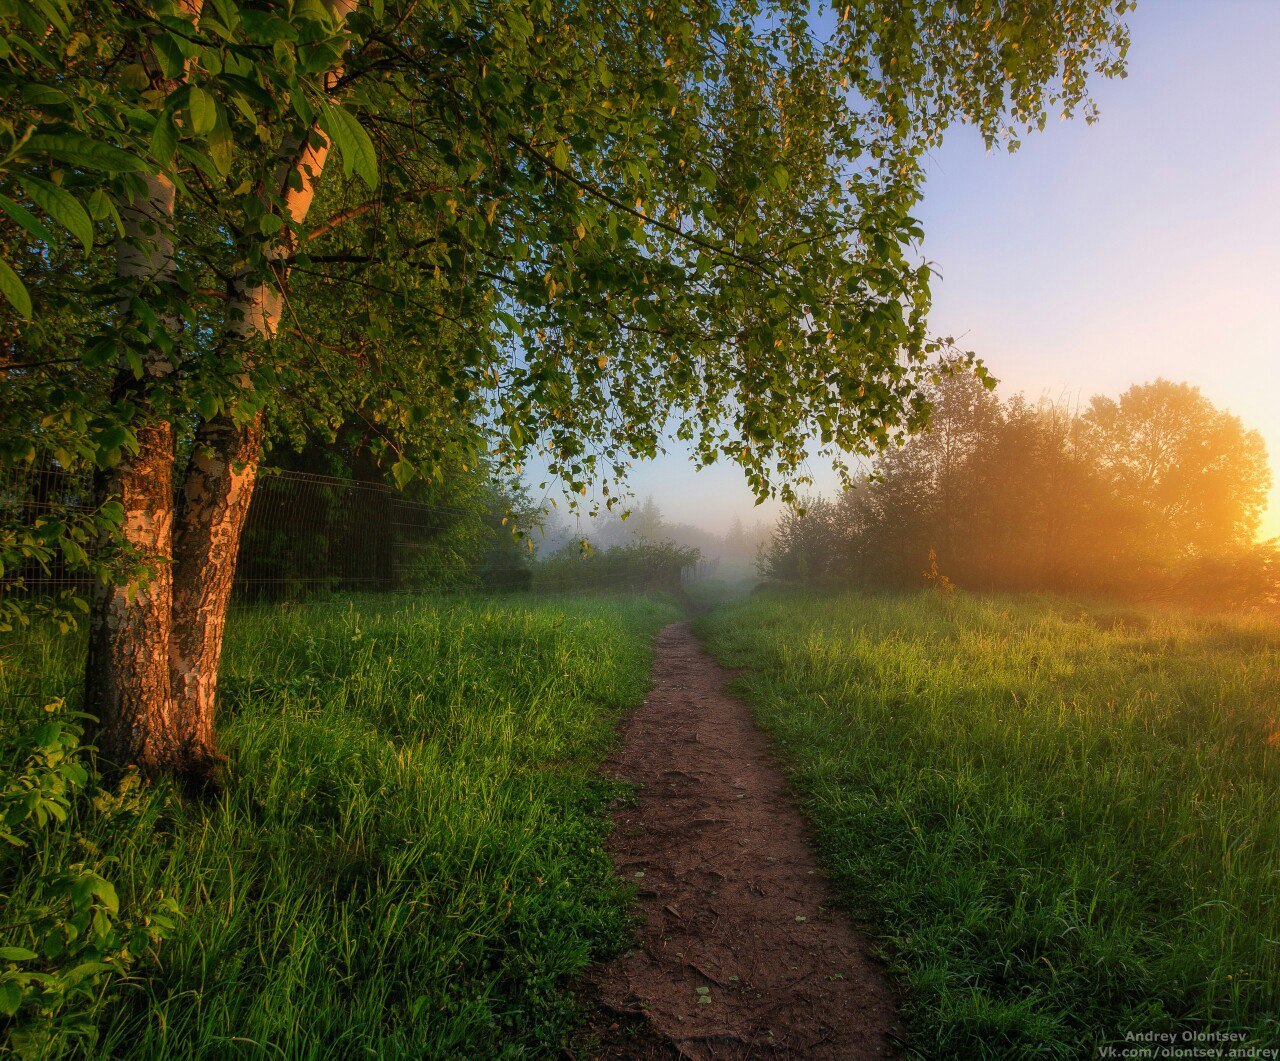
[697,590,1280,1058]
[1,592,675,1058]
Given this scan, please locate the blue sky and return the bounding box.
[563,1,1280,538]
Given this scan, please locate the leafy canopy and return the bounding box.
[1,0,1132,510]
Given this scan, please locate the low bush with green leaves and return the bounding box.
[0,701,179,1058]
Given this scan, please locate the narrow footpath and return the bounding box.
[582,621,899,1059]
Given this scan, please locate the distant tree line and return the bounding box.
[537,496,770,561]
[533,540,702,594]
[762,376,1276,606]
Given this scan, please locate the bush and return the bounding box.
[533,540,700,593]
[0,702,178,1058]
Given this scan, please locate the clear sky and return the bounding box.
[564,1,1280,538]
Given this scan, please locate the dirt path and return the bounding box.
[582,621,899,1059]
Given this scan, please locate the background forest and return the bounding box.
[762,375,1276,606]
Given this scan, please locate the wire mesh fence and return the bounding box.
[234,467,502,600]
[1,453,715,614]
[0,453,97,601]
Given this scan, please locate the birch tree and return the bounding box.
[0,0,1133,787]
[85,0,204,779]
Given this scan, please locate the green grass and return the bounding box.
[696,590,1280,1058]
[2,592,676,1058]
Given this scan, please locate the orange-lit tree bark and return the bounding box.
[167,0,358,784]
[86,3,204,777]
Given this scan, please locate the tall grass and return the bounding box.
[697,591,1280,1057]
[1,592,675,1058]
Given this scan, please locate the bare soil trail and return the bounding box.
[580,621,899,1059]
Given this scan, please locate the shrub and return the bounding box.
[0,703,178,1059]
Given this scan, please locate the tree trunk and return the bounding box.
[85,419,180,774]
[169,412,264,782]
[85,173,184,774]
[84,5,203,779]
[165,0,357,778]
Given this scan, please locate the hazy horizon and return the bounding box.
[534,0,1280,543]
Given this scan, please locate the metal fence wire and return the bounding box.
[1,454,96,600]
[234,467,489,600]
[1,456,712,608]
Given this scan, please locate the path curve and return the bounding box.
[583,621,899,1059]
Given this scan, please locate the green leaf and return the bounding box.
[207,105,235,176]
[0,980,20,1016]
[319,104,379,189]
[0,948,38,962]
[91,876,119,915]
[188,86,218,136]
[87,189,123,235]
[23,134,148,173]
[124,345,144,378]
[176,141,221,184]
[18,175,94,254]
[390,459,415,488]
[32,722,61,750]
[0,258,32,318]
[65,961,111,985]
[152,33,186,79]
[150,110,178,163]
[294,0,337,25]
[20,82,69,106]
[0,194,55,244]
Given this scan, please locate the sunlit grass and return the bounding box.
[1,592,676,1058]
[697,590,1280,1057]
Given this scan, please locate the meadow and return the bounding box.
[1,592,676,1058]
[697,591,1280,1058]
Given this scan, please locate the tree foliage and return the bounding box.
[1,0,1133,505]
[762,375,1276,605]
[0,0,1133,777]
[1080,381,1271,558]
